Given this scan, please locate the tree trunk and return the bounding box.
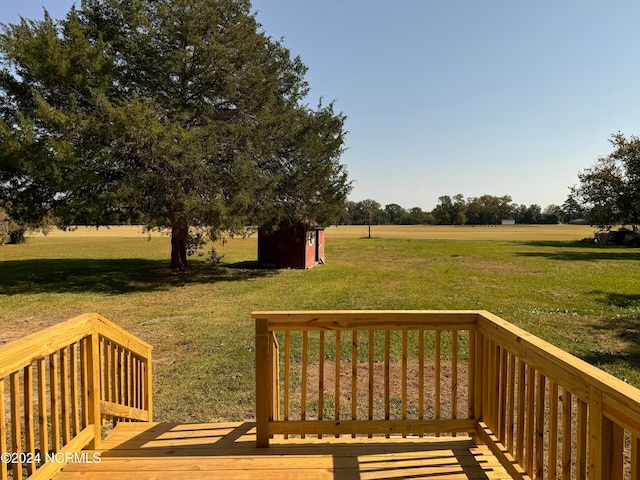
[170,219,189,270]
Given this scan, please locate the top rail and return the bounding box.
[0,315,94,379]
[253,310,480,330]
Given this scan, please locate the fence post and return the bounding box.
[255,317,270,447]
[86,320,102,449]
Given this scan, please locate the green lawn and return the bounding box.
[1,225,639,422]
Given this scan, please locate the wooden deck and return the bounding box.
[53,422,514,479]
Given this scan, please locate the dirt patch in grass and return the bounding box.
[287,360,470,422]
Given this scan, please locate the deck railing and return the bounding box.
[0,313,152,480]
[254,310,640,480]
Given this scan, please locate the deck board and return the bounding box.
[53,422,514,479]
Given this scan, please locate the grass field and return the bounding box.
[1,224,639,422]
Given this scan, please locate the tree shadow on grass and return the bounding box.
[514,240,640,262]
[579,291,640,374]
[0,258,278,295]
[579,318,640,374]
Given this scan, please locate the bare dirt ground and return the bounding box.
[287,360,470,422]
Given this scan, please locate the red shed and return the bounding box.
[258,223,325,269]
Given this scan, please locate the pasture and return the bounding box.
[1,224,639,423]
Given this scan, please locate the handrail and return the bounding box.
[476,310,640,479]
[0,313,152,480]
[254,310,640,479]
[254,310,479,447]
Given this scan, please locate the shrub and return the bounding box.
[0,210,27,244]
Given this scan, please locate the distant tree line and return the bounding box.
[343,131,640,231]
[338,194,586,226]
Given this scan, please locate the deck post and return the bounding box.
[86,321,102,449]
[255,317,270,447]
[632,434,640,480]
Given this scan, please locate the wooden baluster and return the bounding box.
[468,328,476,424]
[498,346,507,442]
[125,353,132,414]
[351,330,357,437]
[79,339,89,429]
[301,331,308,439]
[131,355,137,411]
[418,329,424,431]
[144,353,152,421]
[318,330,324,438]
[110,342,117,424]
[516,358,526,467]
[368,329,374,437]
[50,352,61,453]
[70,343,80,436]
[535,371,546,479]
[493,343,502,433]
[318,330,324,424]
[492,340,501,432]
[525,364,535,475]
[451,330,458,436]
[24,364,36,475]
[100,338,108,404]
[37,358,48,466]
[506,351,516,452]
[137,356,142,410]
[548,381,559,480]
[561,390,572,480]
[10,372,22,480]
[0,378,7,480]
[401,329,407,437]
[60,347,71,444]
[138,355,144,410]
[283,332,291,432]
[335,330,341,437]
[118,346,125,409]
[384,330,390,437]
[270,333,280,425]
[434,330,441,436]
[482,336,490,426]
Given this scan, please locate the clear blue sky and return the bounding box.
[3,1,640,211]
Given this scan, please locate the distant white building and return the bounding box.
[501,219,516,225]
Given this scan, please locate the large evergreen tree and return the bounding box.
[0,0,350,268]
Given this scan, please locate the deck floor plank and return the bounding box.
[53,422,514,480]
